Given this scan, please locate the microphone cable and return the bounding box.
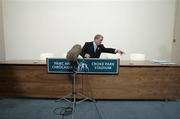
[53,106,73,119]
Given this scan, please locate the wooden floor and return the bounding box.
[0,60,180,99]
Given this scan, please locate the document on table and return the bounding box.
[152,59,176,65]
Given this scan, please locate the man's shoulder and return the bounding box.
[99,44,104,48]
[85,41,93,46]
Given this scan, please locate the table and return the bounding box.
[0,60,180,99]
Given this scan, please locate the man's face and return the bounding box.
[94,37,103,46]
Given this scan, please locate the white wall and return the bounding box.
[172,0,180,63]
[3,0,176,60]
[0,0,5,60]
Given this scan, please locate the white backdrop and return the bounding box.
[2,0,176,60]
[0,0,5,60]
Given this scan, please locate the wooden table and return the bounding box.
[0,60,180,99]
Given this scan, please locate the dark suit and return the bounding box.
[81,42,116,58]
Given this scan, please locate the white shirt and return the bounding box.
[93,41,97,53]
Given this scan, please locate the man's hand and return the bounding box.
[84,53,90,58]
[115,50,125,55]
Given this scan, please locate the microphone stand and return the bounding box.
[56,60,95,118]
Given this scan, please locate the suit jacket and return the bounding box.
[80,42,116,58]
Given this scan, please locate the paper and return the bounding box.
[152,59,176,65]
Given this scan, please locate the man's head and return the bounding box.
[94,34,103,46]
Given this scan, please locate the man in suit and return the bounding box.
[81,34,125,58]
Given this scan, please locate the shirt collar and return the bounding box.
[93,41,97,47]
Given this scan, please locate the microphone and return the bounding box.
[66,44,82,62]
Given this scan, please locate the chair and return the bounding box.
[100,53,120,59]
[40,53,54,60]
[130,53,145,61]
[61,53,83,59]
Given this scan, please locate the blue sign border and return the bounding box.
[47,58,119,74]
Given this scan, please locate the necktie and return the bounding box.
[94,45,97,53]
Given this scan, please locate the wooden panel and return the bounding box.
[0,65,83,98]
[82,67,180,99]
[0,61,180,99]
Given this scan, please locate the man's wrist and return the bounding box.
[115,49,118,53]
[115,49,125,55]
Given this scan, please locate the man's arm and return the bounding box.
[80,43,87,58]
[80,42,90,58]
[101,44,125,55]
[101,44,116,54]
